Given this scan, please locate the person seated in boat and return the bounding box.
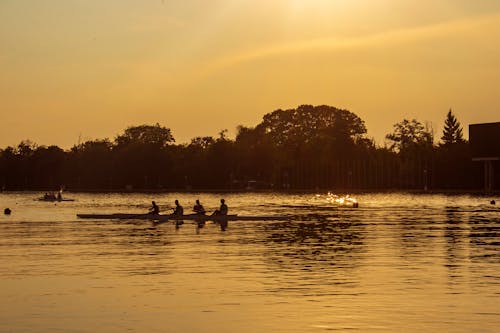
[172,200,184,216]
[212,199,228,216]
[149,201,160,215]
[193,199,206,215]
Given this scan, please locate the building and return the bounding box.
[469,122,500,192]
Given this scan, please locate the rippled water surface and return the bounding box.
[0,192,499,332]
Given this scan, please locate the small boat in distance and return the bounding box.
[37,191,75,202]
[76,213,290,222]
[38,197,75,202]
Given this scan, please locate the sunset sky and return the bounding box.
[1,0,499,148]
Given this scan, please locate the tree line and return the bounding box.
[0,105,487,191]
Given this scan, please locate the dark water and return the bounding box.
[0,192,499,332]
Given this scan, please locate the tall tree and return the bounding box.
[0,146,19,189]
[189,136,215,150]
[256,104,366,150]
[441,109,465,145]
[234,125,276,184]
[31,145,67,188]
[114,123,175,148]
[113,124,175,189]
[69,139,114,189]
[386,119,434,153]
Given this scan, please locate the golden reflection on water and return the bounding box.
[0,192,498,332]
[318,192,358,206]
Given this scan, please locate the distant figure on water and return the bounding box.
[491,200,496,205]
[44,192,56,200]
[193,199,206,215]
[4,208,11,215]
[212,199,228,216]
[149,201,160,215]
[57,191,62,201]
[172,200,184,216]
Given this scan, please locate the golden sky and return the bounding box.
[1,0,499,148]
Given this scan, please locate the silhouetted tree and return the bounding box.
[113,124,175,189]
[386,119,433,154]
[174,136,216,188]
[257,105,366,150]
[0,146,18,189]
[69,139,114,189]
[16,140,37,189]
[434,110,473,189]
[31,145,66,189]
[206,132,235,188]
[0,109,486,191]
[441,109,465,146]
[189,136,215,150]
[115,123,175,148]
[385,119,435,189]
[234,125,276,186]
[243,105,370,188]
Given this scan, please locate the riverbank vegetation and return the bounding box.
[0,105,490,191]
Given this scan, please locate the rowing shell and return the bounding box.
[76,213,290,222]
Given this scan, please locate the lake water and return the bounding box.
[0,192,498,332]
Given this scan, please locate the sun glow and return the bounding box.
[288,0,351,11]
[284,0,357,21]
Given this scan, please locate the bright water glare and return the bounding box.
[0,192,499,332]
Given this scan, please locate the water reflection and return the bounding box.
[385,205,447,265]
[468,213,500,264]
[443,206,469,284]
[264,215,364,258]
[0,192,499,333]
[252,216,365,296]
[219,220,228,231]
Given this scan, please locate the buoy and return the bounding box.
[4,208,11,215]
